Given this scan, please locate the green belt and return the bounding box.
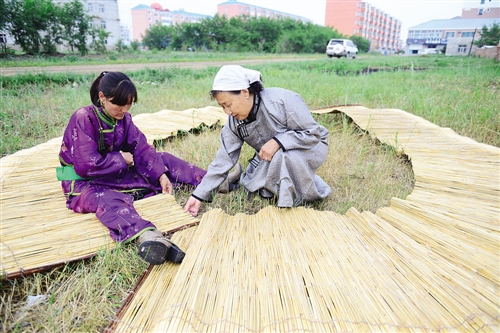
[56,165,87,181]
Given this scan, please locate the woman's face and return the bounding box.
[215,90,253,121]
[99,92,132,120]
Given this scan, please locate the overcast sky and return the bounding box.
[117,0,471,41]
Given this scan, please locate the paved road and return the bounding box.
[0,57,319,76]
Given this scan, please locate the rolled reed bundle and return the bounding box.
[1,107,223,279]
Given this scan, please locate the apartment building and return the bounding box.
[462,0,500,19]
[406,1,500,56]
[55,0,122,49]
[324,0,403,53]
[217,0,311,23]
[131,3,211,42]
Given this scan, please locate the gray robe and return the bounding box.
[192,87,331,207]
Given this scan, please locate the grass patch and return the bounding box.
[2,55,499,156]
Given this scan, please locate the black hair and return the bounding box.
[90,71,138,107]
[209,80,264,99]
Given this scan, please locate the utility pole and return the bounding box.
[468,28,477,56]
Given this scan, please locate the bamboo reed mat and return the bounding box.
[109,106,499,332]
[0,106,225,279]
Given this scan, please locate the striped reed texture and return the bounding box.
[0,107,225,279]
[108,106,499,332]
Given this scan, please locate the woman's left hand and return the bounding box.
[259,139,280,162]
[159,174,173,194]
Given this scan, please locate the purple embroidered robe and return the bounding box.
[59,105,205,242]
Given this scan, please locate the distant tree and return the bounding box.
[1,0,13,54]
[349,35,370,53]
[247,16,282,52]
[90,27,111,54]
[59,0,92,55]
[130,39,141,51]
[305,23,343,53]
[474,23,500,47]
[1,0,12,34]
[8,0,57,54]
[202,14,230,49]
[142,24,174,50]
[174,22,206,51]
[115,38,128,52]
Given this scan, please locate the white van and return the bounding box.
[326,39,358,58]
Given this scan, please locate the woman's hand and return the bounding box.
[184,196,201,217]
[159,174,173,194]
[121,151,134,166]
[259,139,280,162]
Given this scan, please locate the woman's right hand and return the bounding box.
[121,151,134,166]
[184,196,201,217]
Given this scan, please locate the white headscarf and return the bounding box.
[212,65,262,91]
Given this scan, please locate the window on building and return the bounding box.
[445,32,455,38]
[89,22,94,29]
[458,45,467,53]
[88,3,92,12]
[99,4,104,13]
[480,0,485,3]
[461,32,474,37]
[478,8,483,15]
[101,21,106,29]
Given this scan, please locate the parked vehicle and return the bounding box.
[326,39,358,58]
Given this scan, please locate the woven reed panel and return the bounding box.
[110,207,498,332]
[106,226,199,333]
[109,106,499,332]
[0,107,224,279]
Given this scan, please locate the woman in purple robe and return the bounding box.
[58,71,239,265]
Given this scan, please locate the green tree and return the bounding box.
[202,14,230,50]
[349,35,370,53]
[142,23,174,50]
[8,0,57,54]
[115,38,128,52]
[174,22,207,50]
[247,16,282,52]
[1,0,13,55]
[59,0,92,55]
[90,27,111,54]
[474,23,500,47]
[130,39,141,51]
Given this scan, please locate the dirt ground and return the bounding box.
[0,57,318,76]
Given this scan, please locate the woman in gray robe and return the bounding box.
[184,65,331,216]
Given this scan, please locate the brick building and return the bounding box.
[461,0,500,19]
[217,0,311,23]
[324,0,403,53]
[131,3,211,42]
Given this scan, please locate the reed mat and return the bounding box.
[108,106,499,332]
[0,107,224,279]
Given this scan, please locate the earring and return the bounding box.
[99,99,104,107]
